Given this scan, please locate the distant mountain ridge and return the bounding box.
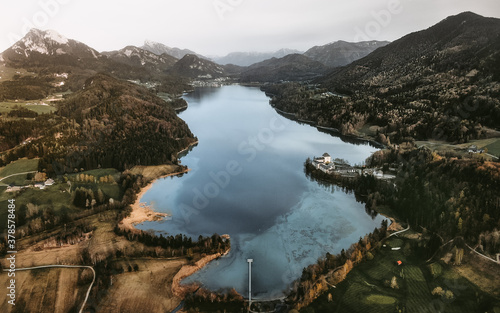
[212,48,303,66]
[320,12,500,89]
[141,40,206,60]
[304,40,390,67]
[102,45,178,73]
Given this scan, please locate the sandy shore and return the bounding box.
[171,249,230,298]
[119,164,232,299]
[120,168,190,230]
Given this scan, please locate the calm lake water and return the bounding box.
[138,85,385,299]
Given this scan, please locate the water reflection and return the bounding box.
[139,85,384,298]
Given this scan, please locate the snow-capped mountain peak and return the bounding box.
[11,29,71,56]
[141,40,206,60]
[43,29,69,44]
[2,28,101,66]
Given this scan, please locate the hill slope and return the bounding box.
[41,73,196,173]
[167,54,226,79]
[267,12,500,143]
[240,54,328,82]
[212,48,303,66]
[321,12,500,89]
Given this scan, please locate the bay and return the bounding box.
[138,85,385,298]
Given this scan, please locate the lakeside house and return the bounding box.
[312,153,336,174]
[309,153,396,180]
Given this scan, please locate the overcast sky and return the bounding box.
[1,0,499,56]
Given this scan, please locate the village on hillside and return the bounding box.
[309,153,396,180]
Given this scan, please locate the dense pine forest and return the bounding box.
[0,74,196,174]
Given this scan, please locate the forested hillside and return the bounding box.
[263,12,500,144]
[1,74,196,174]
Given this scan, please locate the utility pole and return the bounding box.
[247,259,253,304]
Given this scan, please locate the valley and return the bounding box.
[0,10,499,313]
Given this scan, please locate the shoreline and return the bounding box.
[172,249,231,298]
[177,140,199,157]
[120,168,191,231]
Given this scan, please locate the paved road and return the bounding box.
[3,264,95,313]
[465,244,499,264]
[389,224,410,237]
[485,153,499,160]
[0,171,38,182]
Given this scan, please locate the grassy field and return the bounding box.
[0,64,33,82]
[483,139,500,156]
[67,168,120,179]
[302,234,500,313]
[0,158,39,181]
[0,267,89,313]
[96,258,186,313]
[0,205,189,313]
[416,138,500,160]
[0,101,57,114]
[128,164,182,180]
[366,294,396,305]
[0,181,77,233]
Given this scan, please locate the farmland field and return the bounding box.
[0,159,38,186]
[0,101,57,114]
[0,267,89,313]
[302,234,500,313]
[0,158,39,180]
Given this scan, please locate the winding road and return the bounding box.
[0,171,38,186]
[388,224,410,237]
[0,171,38,182]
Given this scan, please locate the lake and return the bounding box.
[138,85,385,299]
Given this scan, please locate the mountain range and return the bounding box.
[2,12,499,126]
[211,49,303,66]
[141,40,205,60]
[265,11,500,144]
[102,45,178,73]
[320,12,500,90]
